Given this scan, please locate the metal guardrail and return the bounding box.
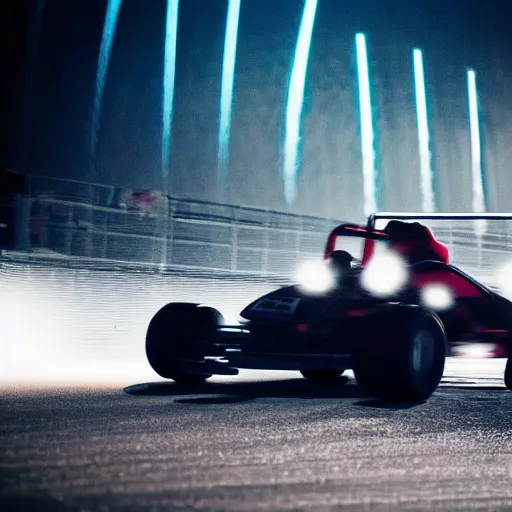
[22,175,342,277]
[5,174,512,284]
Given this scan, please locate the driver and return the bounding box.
[328,250,360,288]
[328,249,354,270]
[384,220,449,265]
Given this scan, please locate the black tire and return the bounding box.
[146,302,223,384]
[505,358,512,391]
[300,370,345,382]
[353,305,447,402]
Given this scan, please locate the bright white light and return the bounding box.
[283,0,319,205]
[356,33,377,216]
[218,0,241,200]
[420,283,454,311]
[296,260,336,295]
[360,249,408,297]
[467,69,486,215]
[0,267,288,385]
[216,307,242,326]
[452,343,496,358]
[413,49,435,212]
[497,260,512,300]
[162,0,180,190]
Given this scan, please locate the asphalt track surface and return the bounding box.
[2,264,512,510]
[1,362,512,512]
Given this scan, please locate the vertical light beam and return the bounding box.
[283,0,319,206]
[413,49,435,212]
[467,69,486,214]
[355,33,377,216]
[218,0,242,201]
[89,0,123,181]
[162,0,180,192]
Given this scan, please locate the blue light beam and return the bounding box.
[218,0,242,200]
[162,0,180,192]
[413,49,435,212]
[355,33,377,216]
[89,0,123,180]
[467,69,486,214]
[283,0,319,205]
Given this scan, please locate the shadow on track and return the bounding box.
[352,398,425,409]
[123,377,427,409]
[124,376,360,401]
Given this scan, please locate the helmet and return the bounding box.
[329,250,354,269]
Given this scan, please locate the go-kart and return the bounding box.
[145,213,512,402]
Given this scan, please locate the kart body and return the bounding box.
[146,213,512,401]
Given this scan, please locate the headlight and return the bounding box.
[296,260,336,295]
[420,283,454,311]
[360,250,408,298]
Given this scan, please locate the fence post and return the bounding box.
[231,207,238,271]
[13,193,31,252]
[83,183,94,258]
[167,198,175,267]
[295,217,303,271]
[262,210,270,274]
[64,207,73,255]
[101,208,109,260]
[155,193,170,268]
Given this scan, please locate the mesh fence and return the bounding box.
[19,176,512,286]
[26,176,340,277]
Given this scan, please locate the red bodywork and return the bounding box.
[323,218,511,356]
[323,222,485,301]
[324,222,449,266]
[321,213,512,360]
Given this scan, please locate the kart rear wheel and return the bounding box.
[353,305,446,402]
[505,358,512,391]
[146,302,223,384]
[300,370,345,382]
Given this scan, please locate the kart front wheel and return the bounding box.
[353,305,447,402]
[146,302,223,384]
[300,370,345,382]
[505,358,512,391]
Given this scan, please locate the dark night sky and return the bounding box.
[4,0,512,217]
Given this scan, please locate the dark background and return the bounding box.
[5,0,512,221]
